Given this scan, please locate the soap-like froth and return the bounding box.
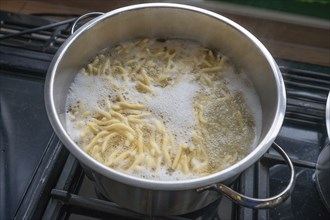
[147,78,200,144]
[66,72,201,146]
[66,70,116,112]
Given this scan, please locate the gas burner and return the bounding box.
[1,10,329,220]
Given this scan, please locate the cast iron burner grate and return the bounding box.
[0,11,71,53]
[281,66,329,127]
[1,11,329,220]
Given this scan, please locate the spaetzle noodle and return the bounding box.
[65,38,262,181]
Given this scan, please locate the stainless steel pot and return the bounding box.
[45,3,294,215]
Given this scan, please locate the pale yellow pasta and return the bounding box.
[172,145,183,170]
[129,113,151,118]
[92,118,113,126]
[140,69,151,85]
[118,102,146,110]
[202,59,212,67]
[102,132,119,152]
[192,131,203,144]
[146,155,155,169]
[150,133,161,155]
[133,60,146,73]
[201,74,213,87]
[127,117,143,124]
[201,66,222,73]
[109,110,126,122]
[127,154,145,172]
[101,58,110,75]
[86,64,93,75]
[96,108,112,119]
[80,126,90,138]
[66,38,256,179]
[136,127,144,153]
[180,155,189,175]
[85,130,109,151]
[162,136,172,165]
[86,122,99,133]
[82,111,90,118]
[135,81,154,94]
[113,150,131,165]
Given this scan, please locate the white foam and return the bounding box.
[147,78,200,144]
[65,71,118,142]
[66,71,116,111]
[65,39,263,181]
[66,116,83,142]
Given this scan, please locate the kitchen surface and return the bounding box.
[1,1,329,220]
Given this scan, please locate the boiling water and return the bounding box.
[65,38,262,180]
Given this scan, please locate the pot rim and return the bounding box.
[45,2,286,191]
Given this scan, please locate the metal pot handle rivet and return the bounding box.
[197,143,295,209]
[71,12,105,35]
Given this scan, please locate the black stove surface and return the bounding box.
[1,11,329,220]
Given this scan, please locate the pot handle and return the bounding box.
[197,143,295,209]
[71,12,105,34]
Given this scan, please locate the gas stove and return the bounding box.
[1,11,329,220]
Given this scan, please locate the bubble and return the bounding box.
[65,38,262,181]
[146,78,200,145]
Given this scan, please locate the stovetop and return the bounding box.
[0,11,329,220]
